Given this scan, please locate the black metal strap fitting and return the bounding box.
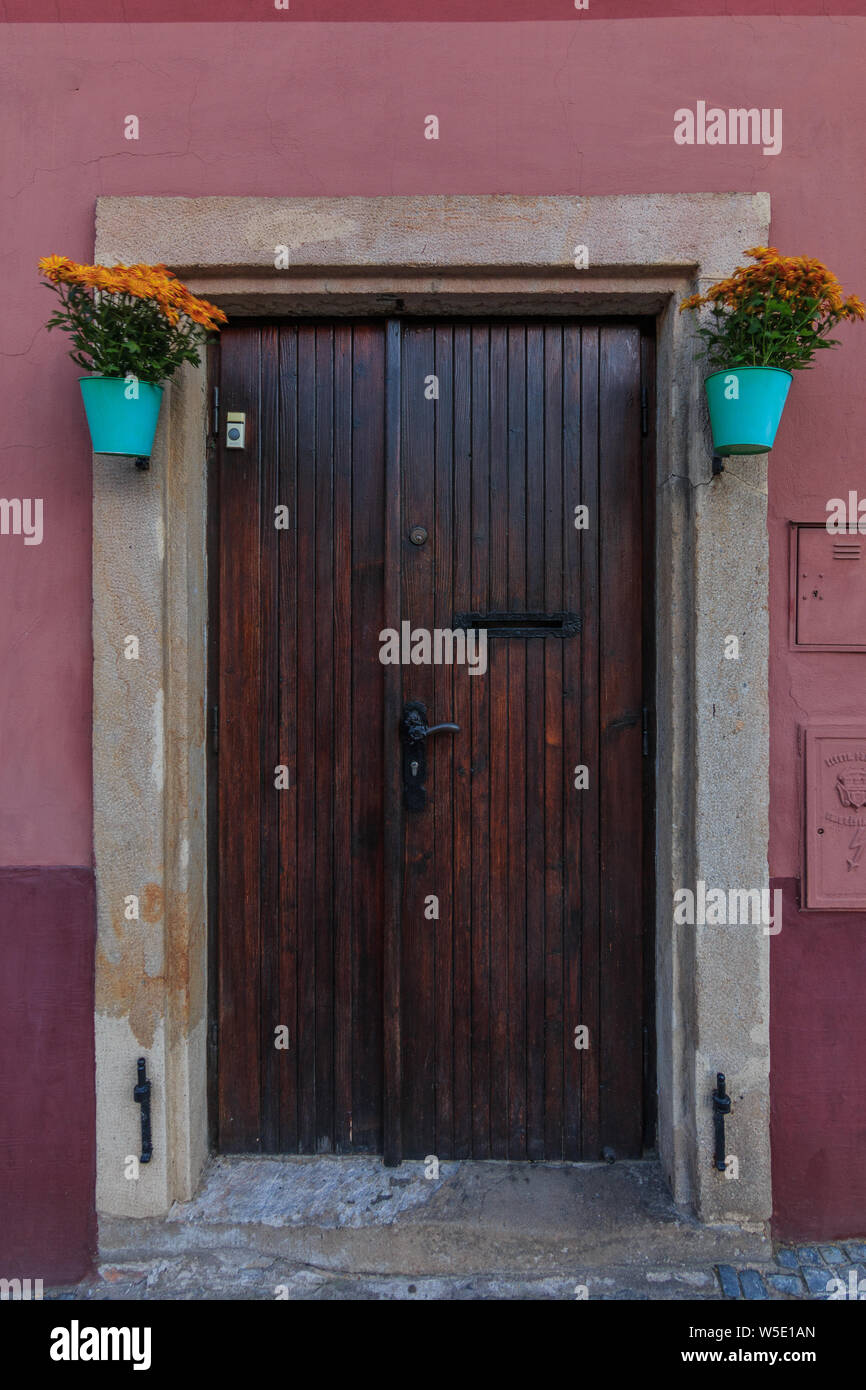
[712,1071,731,1172]
[134,1056,153,1164]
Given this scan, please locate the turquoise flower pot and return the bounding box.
[79,375,164,456]
[704,366,792,456]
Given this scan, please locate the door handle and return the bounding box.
[402,703,460,744]
[401,702,460,809]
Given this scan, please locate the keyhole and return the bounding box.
[410,760,419,777]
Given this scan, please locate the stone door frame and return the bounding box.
[92,192,772,1230]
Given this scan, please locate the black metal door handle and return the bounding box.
[401,703,460,744]
[401,702,460,809]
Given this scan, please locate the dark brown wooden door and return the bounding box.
[212,318,654,1161]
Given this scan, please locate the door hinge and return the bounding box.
[642,705,650,756]
[212,385,220,437]
[210,704,219,755]
[640,385,649,437]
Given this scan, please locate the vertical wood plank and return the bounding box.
[332,322,354,1151]
[432,323,455,1157]
[640,324,658,1155]
[524,322,546,1160]
[506,324,528,1158]
[259,323,281,1152]
[277,325,299,1152]
[542,324,565,1158]
[382,318,404,1165]
[352,324,387,1151]
[295,325,318,1153]
[469,324,492,1158]
[450,323,473,1160]
[569,323,594,1159]
[487,323,509,1158]
[313,326,336,1152]
[400,323,437,1157]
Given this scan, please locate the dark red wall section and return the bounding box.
[771,878,866,1242]
[0,867,96,1283]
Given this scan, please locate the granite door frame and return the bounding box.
[92,192,772,1231]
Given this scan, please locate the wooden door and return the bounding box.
[213,322,388,1153]
[212,318,654,1161]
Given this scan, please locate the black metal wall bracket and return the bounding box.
[712,1071,731,1171]
[134,1056,153,1164]
[134,456,150,471]
[712,454,725,476]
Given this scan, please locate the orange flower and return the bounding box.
[39,255,227,333]
[38,254,76,282]
[680,247,862,320]
[75,265,103,288]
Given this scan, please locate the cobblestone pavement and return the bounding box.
[717,1242,866,1302]
[38,1241,866,1302]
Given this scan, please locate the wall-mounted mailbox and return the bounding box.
[804,724,866,910]
[791,523,866,650]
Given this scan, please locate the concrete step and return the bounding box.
[98,1155,772,1280]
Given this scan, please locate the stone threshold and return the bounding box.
[96,1154,772,1282]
